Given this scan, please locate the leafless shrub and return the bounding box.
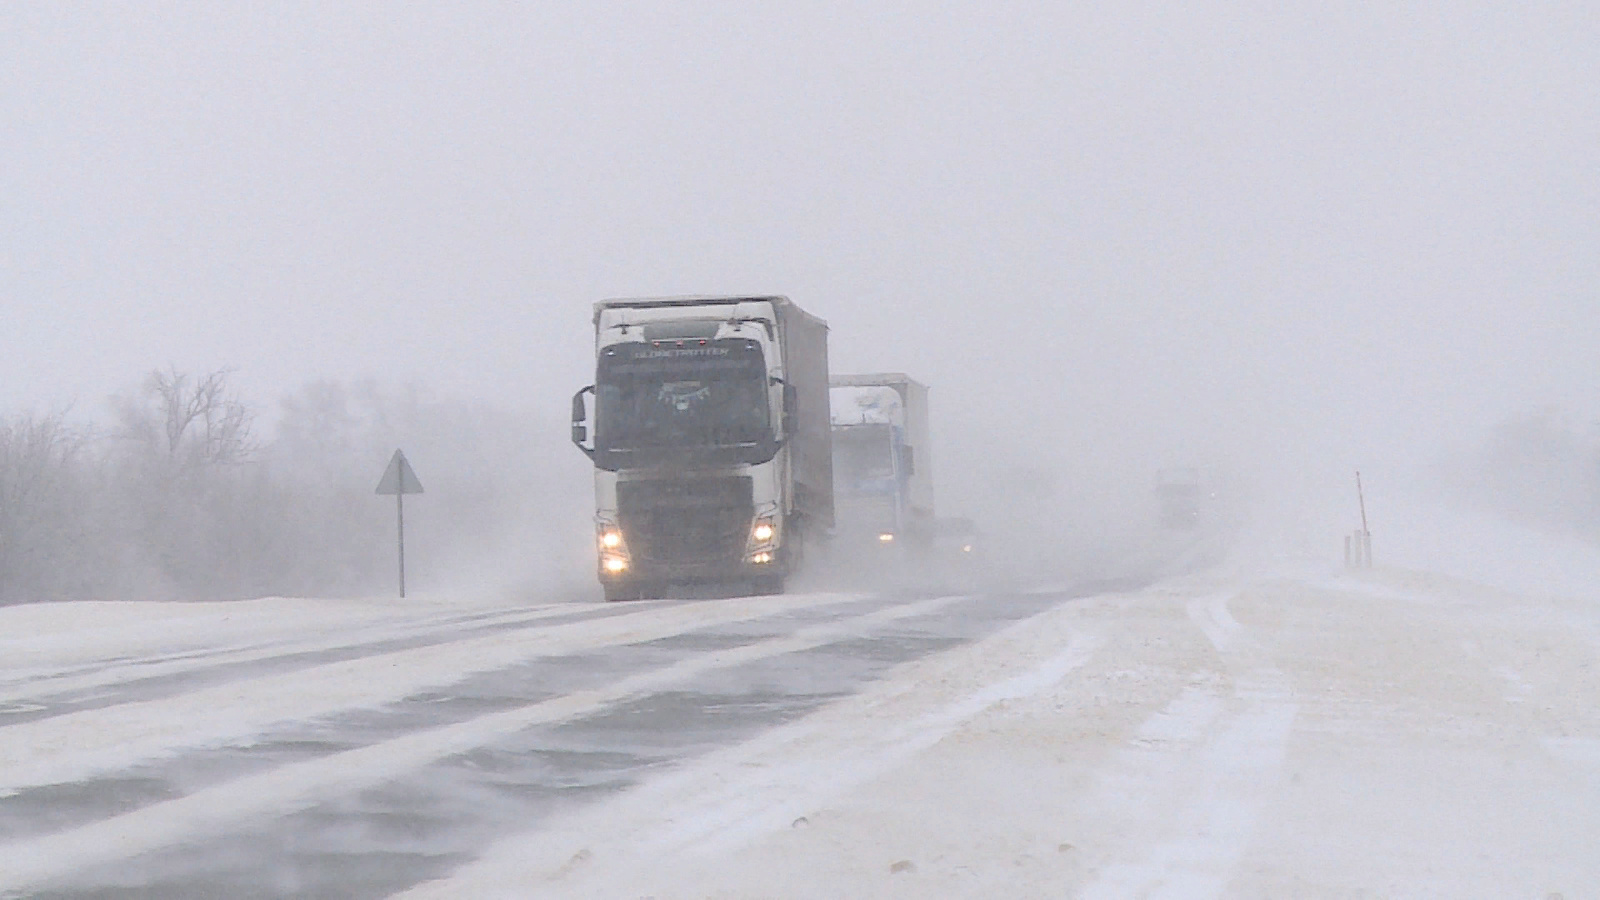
[1457,409,1600,538]
[0,412,90,603]
[115,367,257,470]
[1,369,590,604]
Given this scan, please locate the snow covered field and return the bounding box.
[1,510,1596,898]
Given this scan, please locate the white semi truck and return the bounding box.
[829,373,934,552]
[571,296,833,600]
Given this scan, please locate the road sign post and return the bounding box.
[376,449,424,597]
[1345,470,1373,569]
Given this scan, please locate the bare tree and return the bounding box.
[1468,409,1600,536]
[274,379,364,468]
[117,367,258,469]
[0,412,87,603]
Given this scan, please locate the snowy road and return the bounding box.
[512,567,1594,900]
[0,582,1136,898]
[2,559,1597,898]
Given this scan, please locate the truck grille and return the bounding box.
[834,494,898,535]
[617,476,754,565]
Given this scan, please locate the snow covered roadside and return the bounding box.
[0,598,588,709]
[403,564,1600,899]
[0,591,846,795]
[0,595,493,682]
[0,591,937,893]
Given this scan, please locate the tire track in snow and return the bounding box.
[0,601,629,721]
[396,601,1108,898]
[652,632,1105,862]
[0,627,787,845]
[0,591,859,796]
[0,592,968,895]
[0,601,545,688]
[1078,590,1297,900]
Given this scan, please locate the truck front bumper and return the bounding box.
[599,556,778,587]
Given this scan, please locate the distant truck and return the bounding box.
[829,374,934,552]
[571,296,833,600]
[1156,467,1203,530]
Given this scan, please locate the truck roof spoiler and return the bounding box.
[594,295,786,314]
[593,295,829,333]
[830,373,924,389]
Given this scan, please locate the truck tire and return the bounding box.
[603,583,642,602]
[784,515,805,574]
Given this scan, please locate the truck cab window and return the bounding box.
[596,353,770,452]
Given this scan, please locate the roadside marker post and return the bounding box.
[1345,470,1373,569]
[376,449,425,597]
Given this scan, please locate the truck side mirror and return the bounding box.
[782,384,797,437]
[571,385,596,458]
[899,445,914,475]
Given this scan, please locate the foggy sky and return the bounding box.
[4,3,1597,516]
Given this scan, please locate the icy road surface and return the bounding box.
[0,581,1133,898]
[2,564,1597,898]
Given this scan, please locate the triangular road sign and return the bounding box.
[376,449,424,495]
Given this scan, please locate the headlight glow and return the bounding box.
[600,530,623,549]
[878,532,895,542]
[602,555,628,574]
[752,521,775,543]
[749,551,774,564]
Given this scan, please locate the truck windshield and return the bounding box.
[596,342,771,451]
[833,425,894,488]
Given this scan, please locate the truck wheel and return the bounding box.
[603,583,640,602]
[786,516,805,572]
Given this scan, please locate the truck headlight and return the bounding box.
[597,524,628,553]
[597,524,629,574]
[878,532,895,543]
[751,520,776,543]
[748,551,774,564]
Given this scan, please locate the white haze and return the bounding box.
[2,3,1597,595]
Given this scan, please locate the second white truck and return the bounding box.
[829,373,934,554]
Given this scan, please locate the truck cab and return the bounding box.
[829,374,933,555]
[572,296,831,600]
